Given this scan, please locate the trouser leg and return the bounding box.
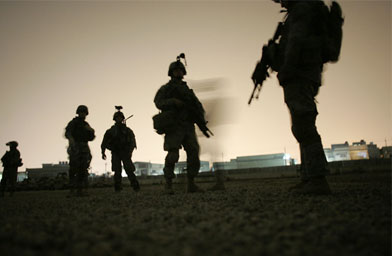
[183,130,200,179]
[0,171,8,196]
[284,80,328,179]
[163,150,179,180]
[112,152,123,191]
[8,169,17,195]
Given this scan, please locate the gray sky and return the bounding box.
[0,0,390,174]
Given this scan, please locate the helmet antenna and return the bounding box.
[177,53,187,66]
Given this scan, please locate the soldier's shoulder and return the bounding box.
[160,82,172,89]
[66,117,77,128]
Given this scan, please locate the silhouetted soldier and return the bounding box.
[153,54,213,194]
[0,141,23,197]
[101,106,140,192]
[65,105,95,197]
[252,0,343,195]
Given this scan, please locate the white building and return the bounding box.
[27,161,69,180]
[212,153,293,170]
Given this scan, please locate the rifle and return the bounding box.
[183,88,214,138]
[249,22,284,105]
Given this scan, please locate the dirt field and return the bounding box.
[0,170,390,256]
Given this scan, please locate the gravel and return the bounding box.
[0,170,390,256]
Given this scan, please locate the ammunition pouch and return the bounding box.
[153,110,178,134]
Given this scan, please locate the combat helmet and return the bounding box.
[6,141,18,148]
[76,105,89,115]
[113,106,125,121]
[168,53,187,77]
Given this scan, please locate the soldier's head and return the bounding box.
[6,141,18,149]
[168,53,187,79]
[113,111,125,123]
[76,105,89,119]
[113,106,125,123]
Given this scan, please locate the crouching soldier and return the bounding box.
[0,141,23,197]
[101,106,140,192]
[65,105,95,197]
[153,54,212,194]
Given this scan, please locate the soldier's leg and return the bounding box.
[112,152,123,192]
[284,80,330,194]
[8,168,18,196]
[0,169,9,197]
[163,131,183,194]
[164,150,179,180]
[68,157,77,196]
[122,151,140,192]
[183,130,203,193]
[76,153,90,196]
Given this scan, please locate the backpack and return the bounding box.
[323,1,344,63]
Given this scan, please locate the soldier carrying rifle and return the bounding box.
[251,0,343,195]
[153,53,213,194]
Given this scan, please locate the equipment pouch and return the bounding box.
[152,110,178,134]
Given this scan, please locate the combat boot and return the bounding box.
[294,176,332,195]
[130,179,140,192]
[187,178,204,193]
[164,178,174,195]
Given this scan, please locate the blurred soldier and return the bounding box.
[153,54,212,194]
[101,106,140,192]
[252,0,343,195]
[0,141,23,197]
[65,105,95,197]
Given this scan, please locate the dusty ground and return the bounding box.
[0,170,390,256]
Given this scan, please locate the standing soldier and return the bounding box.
[0,141,23,197]
[101,106,140,192]
[251,0,343,195]
[153,53,213,194]
[65,105,95,197]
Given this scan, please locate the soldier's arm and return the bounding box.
[101,130,111,160]
[64,120,75,140]
[127,128,137,150]
[85,122,95,141]
[101,130,109,152]
[64,120,76,148]
[154,86,183,110]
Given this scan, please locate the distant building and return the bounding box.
[27,161,69,180]
[367,142,381,159]
[325,140,382,162]
[174,161,209,174]
[134,161,209,176]
[380,146,392,158]
[331,142,351,161]
[134,162,164,176]
[212,153,293,170]
[324,148,335,162]
[349,140,369,160]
